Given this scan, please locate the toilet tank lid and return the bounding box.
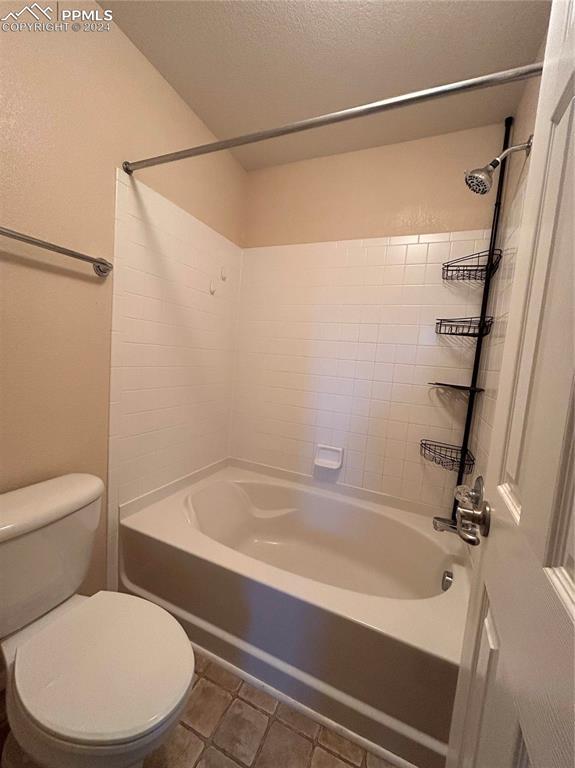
[0,474,104,544]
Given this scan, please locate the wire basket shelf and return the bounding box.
[428,381,484,393]
[420,440,475,474]
[435,316,493,337]
[442,249,502,281]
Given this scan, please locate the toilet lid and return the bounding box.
[13,591,194,745]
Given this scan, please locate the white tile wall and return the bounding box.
[108,171,495,528]
[232,230,490,511]
[109,172,242,513]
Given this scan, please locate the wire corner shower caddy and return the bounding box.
[420,115,515,518]
[428,382,485,393]
[435,316,494,338]
[442,248,502,281]
[420,440,475,474]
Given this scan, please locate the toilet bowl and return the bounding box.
[0,475,195,768]
[2,591,194,768]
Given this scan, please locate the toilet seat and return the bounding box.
[12,591,194,747]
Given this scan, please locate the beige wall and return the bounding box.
[502,75,541,213]
[0,0,538,593]
[244,124,503,247]
[0,2,247,590]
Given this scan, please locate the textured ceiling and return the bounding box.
[109,0,550,170]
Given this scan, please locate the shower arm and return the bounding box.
[122,62,542,174]
[490,136,533,168]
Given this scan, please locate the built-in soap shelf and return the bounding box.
[314,445,344,470]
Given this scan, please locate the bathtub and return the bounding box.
[120,465,469,768]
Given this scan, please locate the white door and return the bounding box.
[446,1,575,767]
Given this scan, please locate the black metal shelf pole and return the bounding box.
[451,116,514,519]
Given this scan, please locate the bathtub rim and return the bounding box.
[119,456,457,523]
[120,463,470,667]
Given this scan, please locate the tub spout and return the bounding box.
[432,516,458,534]
[433,513,481,546]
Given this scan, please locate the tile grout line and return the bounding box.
[181,663,269,767]
[180,653,372,768]
[181,669,239,766]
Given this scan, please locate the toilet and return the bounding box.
[0,474,195,768]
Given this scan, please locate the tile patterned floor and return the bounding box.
[144,647,395,768]
[0,647,395,768]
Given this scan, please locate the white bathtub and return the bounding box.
[120,465,469,768]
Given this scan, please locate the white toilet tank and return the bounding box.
[0,474,104,638]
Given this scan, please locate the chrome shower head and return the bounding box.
[465,164,496,195]
[465,135,533,195]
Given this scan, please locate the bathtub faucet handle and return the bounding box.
[433,511,483,545]
[455,476,484,507]
[456,499,490,541]
[433,476,490,546]
[455,515,481,546]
